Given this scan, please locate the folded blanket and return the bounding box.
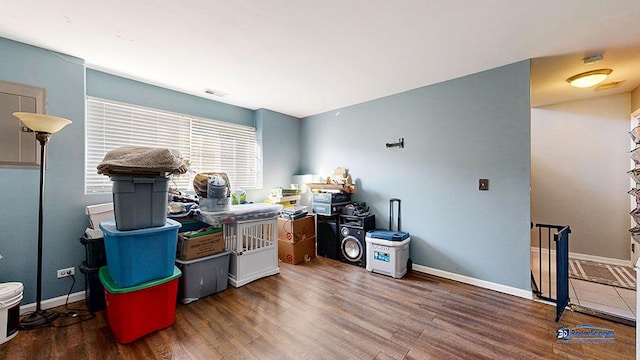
[97,146,188,176]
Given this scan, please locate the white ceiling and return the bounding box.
[1,1,640,118]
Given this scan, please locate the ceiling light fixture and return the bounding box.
[566,69,612,88]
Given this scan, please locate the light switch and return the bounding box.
[479,179,489,191]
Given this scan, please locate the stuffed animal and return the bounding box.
[329,167,353,185]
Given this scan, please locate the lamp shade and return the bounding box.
[566,69,612,88]
[12,112,72,134]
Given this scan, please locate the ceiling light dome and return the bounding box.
[566,69,612,88]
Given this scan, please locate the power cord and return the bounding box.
[19,273,96,330]
[61,274,96,321]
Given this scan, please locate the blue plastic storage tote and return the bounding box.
[100,219,181,287]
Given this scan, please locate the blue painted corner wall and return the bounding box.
[253,108,302,200]
[0,37,301,304]
[300,60,532,290]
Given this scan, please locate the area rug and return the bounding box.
[569,259,636,290]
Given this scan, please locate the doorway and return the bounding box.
[530,94,636,321]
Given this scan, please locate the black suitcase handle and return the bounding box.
[389,198,401,232]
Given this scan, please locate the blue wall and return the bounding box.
[0,37,87,303]
[86,70,255,128]
[300,60,532,290]
[0,38,300,304]
[253,109,302,200]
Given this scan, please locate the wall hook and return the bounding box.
[386,137,404,149]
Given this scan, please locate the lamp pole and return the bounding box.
[20,132,59,328]
[35,132,48,313]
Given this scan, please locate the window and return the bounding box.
[85,97,259,193]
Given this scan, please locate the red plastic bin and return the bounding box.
[99,266,181,344]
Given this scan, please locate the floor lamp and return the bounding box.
[12,112,72,329]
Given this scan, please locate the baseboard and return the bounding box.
[19,291,86,315]
[530,247,632,267]
[412,264,532,300]
[569,252,632,267]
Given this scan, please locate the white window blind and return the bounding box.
[86,97,258,193]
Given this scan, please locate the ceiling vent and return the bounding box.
[204,89,228,97]
[582,54,604,64]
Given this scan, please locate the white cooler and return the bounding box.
[365,235,410,279]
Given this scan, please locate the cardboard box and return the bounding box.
[278,236,316,264]
[177,229,225,261]
[85,203,115,229]
[312,192,351,204]
[312,202,350,216]
[278,214,315,242]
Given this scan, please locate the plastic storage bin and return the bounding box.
[175,251,230,304]
[312,202,350,216]
[312,192,351,204]
[79,262,105,312]
[79,235,107,268]
[100,219,181,287]
[0,282,22,345]
[365,230,411,279]
[111,176,169,230]
[176,220,210,233]
[99,266,181,344]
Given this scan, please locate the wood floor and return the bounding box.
[1,256,635,359]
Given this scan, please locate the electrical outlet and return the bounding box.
[57,267,75,278]
[479,179,489,191]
